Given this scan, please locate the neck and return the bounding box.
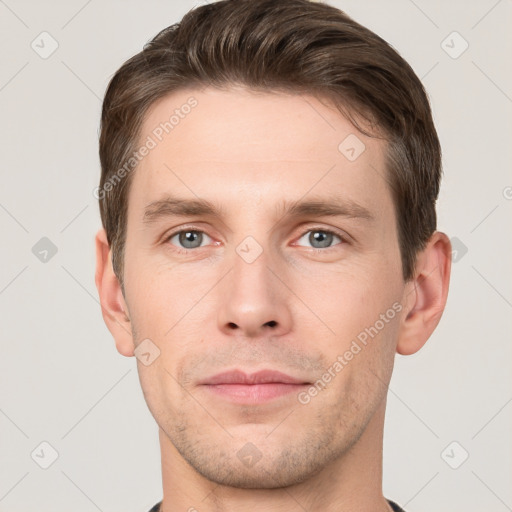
[158,399,392,512]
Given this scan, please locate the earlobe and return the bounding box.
[396,231,452,356]
[94,228,135,357]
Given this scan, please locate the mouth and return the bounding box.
[199,369,310,404]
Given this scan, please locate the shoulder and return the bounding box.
[387,499,408,512]
[148,499,404,511]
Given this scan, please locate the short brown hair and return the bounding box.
[98,0,441,289]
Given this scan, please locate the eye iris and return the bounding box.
[179,231,202,248]
[309,231,332,248]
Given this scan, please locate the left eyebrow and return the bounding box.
[282,197,374,222]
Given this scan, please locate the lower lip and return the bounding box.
[202,383,308,403]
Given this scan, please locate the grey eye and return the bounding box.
[169,230,210,249]
[296,230,342,249]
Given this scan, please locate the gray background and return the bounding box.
[0,0,511,511]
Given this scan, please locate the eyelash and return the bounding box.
[163,225,347,253]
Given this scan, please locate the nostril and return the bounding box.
[227,322,238,329]
[265,320,277,328]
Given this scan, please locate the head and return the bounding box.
[95,0,451,489]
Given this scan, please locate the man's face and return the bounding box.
[122,86,406,487]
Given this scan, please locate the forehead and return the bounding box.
[127,86,392,219]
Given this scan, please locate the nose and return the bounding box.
[216,246,293,339]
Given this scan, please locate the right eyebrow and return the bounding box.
[142,195,222,225]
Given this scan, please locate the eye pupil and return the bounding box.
[179,231,202,248]
[309,230,333,248]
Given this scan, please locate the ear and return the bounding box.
[396,231,452,356]
[94,228,134,357]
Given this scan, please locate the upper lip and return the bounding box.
[200,369,309,385]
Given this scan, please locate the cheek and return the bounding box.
[292,266,377,330]
[124,254,189,329]
[292,265,402,370]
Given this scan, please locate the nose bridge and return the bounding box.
[232,242,272,300]
[216,238,292,338]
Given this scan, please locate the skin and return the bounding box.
[95,86,451,512]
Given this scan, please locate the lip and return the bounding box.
[199,369,310,404]
[199,369,309,386]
